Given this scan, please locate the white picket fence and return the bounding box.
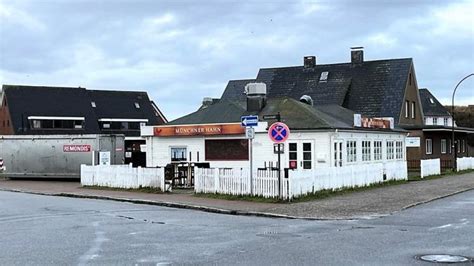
[194,161,406,200]
[420,158,441,178]
[81,164,165,190]
[289,161,407,198]
[457,157,474,171]
[194,168,288,199]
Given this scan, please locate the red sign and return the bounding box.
[154,124,245,137]
[63,145,91,152]
[361,117,392,129]
[289,160,297,169]
[268,122,290,143]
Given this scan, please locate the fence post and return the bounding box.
[214,168,219,194]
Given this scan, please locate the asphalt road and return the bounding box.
[0,190,473,266]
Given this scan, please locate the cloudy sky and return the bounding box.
[0,0,473,120]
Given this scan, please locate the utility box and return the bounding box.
[0,134,125,179]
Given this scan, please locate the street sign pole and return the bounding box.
[276,113,282,200]
[250,138,253,195]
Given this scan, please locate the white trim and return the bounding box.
[27,116,85,121]
[124,137,145,141]
[98,118,149,122]
[422,128,474,134]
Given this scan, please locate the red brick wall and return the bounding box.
[0,96,14,135]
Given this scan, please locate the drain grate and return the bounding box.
[416,254,472,263]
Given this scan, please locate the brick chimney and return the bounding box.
[351,47,364,64]
[304,56,316,68]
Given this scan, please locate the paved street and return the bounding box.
[1,171,474,219]
[1,190,473,265]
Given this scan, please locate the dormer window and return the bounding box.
[91,101,96,108]
[319,71,329,82]
[134,102,140,109]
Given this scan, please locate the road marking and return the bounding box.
[78,221,108,266]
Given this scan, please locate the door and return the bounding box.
[288,141,314,170]
[334,140,343,167]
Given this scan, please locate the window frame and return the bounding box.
[346,140,357,163]
[426,139,433,155]
[441,139,447,154]
[362,140,371,162]
[387,140,395,160]
[374,140,382,161]
[411,101,415,119]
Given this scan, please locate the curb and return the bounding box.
[1,186,473,221]
[401,187,474,210]
[0,188,316,220]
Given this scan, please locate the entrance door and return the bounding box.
[334,140,343,167]
[288,141,314,170]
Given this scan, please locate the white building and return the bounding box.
[142,86,407,173]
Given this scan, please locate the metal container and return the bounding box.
[0,134,125,178]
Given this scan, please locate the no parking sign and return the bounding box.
[268,122,290,143]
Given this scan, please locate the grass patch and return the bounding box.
[194,179,408,203]
[82,185,162,194]
[408,168,474,181]
[194,193,281,203]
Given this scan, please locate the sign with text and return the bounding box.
[241,115,259,127]
[153,123,245,137]
[354,115,393,129]
[63,145,91,152]
[406,137,421,147]
[99,151,111,165]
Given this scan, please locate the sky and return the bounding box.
[0,0,473,121]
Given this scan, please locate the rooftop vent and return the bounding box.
[319,71,329,82]
[300,95,313,106]
[351,46,364,64]
[304,56,316,68]
[245,83,267,112]
[245,83,267,95]
[202,97,214,108]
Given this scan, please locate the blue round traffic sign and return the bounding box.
[268,122,290,143]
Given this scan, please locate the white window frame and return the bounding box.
[441,139,447,154]
[411,102,415,119]
[346,140,357,163]
[374,141,382,161]
[443,117,449,126]
[395,141,403,159]
[387,141,395,160]
[405,101,409,118]
[432,117,438,125]
[170,146,187,162]
[426,139,433,155]
[362,141,371,161]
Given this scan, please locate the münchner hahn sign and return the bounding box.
[153,123,245,137]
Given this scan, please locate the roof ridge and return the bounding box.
[259,57,413,70]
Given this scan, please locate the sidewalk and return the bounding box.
[1,172,473,220]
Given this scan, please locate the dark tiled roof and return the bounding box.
[4,85,99,134]
[168,97,354,130]
[221,58,413,124]
[88,90,164,124]
[3,84,166,135]
[419,88,451,116]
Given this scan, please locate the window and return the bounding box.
[396,141,403,159]
[30,119,83,129]
[409,73,412,85]
[387,141,395,160]
[362,141,371,161]
[457,139,461,153]
[289,143,297,167]
[444,117,449,126]
[91,101,96,108]
[462,140,466,153]
[411,102,415,119]
[441,139,447,154]
[134,102,140,109]
[346,141,357,162]
[405,101,409,118]
[319,71,329,82]
[449,139,452,154]
[374,141,382,161]
[205,139,249,160]
[432,117,438,125]
[303,143,312,169]
[171,147,187,161]
[102,123,110,129]
[426,139,432,155]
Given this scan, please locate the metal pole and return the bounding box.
[451,73,474,171]
[249,137,253,195]
[277,112,282,200]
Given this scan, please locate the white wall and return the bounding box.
[424,116,453,126]
[144,124,406,170]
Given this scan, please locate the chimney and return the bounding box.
[304,56,316,68]
[201,97,214,108]
[351,47,364,64]
[245,83,267,112]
